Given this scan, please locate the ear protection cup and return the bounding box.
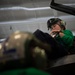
[60,20,66,30]
[60,20,66,26]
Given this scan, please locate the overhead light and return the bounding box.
[0,6,50,11]
[0,3,75,11]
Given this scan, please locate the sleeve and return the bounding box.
[61,30,74,46]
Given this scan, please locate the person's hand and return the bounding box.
[50,29,64,38]
[50,30,60,35]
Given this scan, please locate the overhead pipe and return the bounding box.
[50,0,75,16]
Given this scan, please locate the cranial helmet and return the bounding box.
[0,31,51,70]
[47,18,66,30]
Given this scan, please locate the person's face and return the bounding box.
[51,23,61,30]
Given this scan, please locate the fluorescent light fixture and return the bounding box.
[0,3,75,11]
[0,6,51,11]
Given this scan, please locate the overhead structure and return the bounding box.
[50,0,75,16]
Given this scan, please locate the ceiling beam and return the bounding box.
[50,0,75,16]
